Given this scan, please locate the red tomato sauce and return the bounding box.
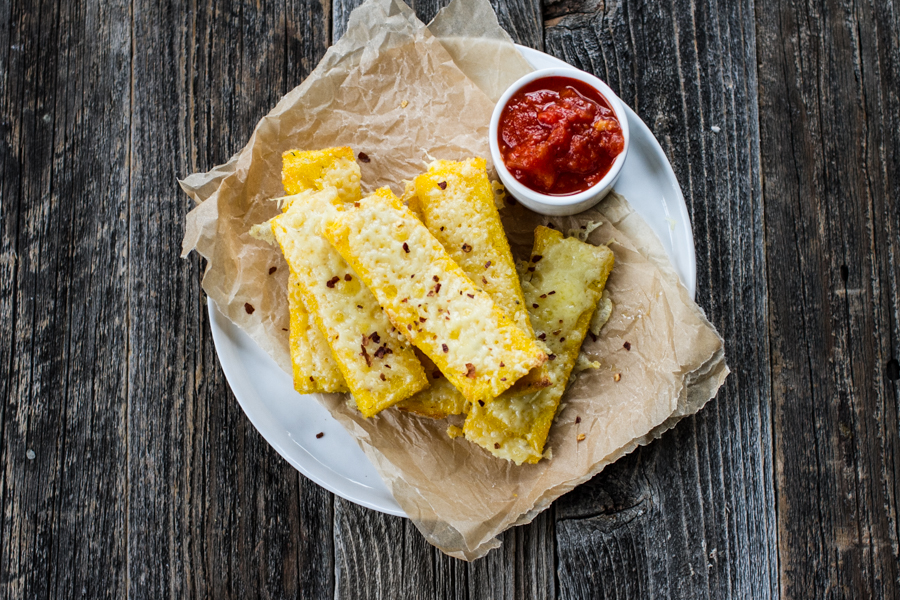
[498,76,625,196]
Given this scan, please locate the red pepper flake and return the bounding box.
[419,317,427,323]
[531,255,543,263]
[370,332,381,344]
[316,432,324,439]
[438,181,447,190]
[548,354,557,360]
[623,341,631,351]
[442,344,449,353]
[427,291,434,297]
[478,400,485,407]
[282,328,288,332]
[244,303,255,314]
[548,291,556,295]
[407,324,412,331]
[553,330,561,335]
[360,345,372,367]
[466,293,474,298]
[268,266,277,275]
[532,303,539,309]
[401,298,408,303]
[403,242,410,253]
[344,274,352,281]
[354,202,361,208]
[440,226,445,231]
[575,416,581,424]
[462,243,472,253]
[559,337,566,342]
[538,333,546,340]
[357,304,363,309]
[380,373,386,381]
[485,261,492,268]
[500,377,506,381]
[433,276,439,282]
[434,283,441,294]
[326,276,340,288]
[540,293,547,298]
[500,362,505,367]
[309,376,315,382]
[385,364,391,369]
[482,277,488,284]
[358,152,371,163]
[494,443,500,449]
[465,364,476,378]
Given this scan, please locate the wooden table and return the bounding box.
[2,0,898,597]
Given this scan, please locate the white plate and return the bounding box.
[207,46,696,518]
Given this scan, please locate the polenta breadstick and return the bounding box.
[282,146,361,203]
[272,188,428,417]
[464,226,615,464]
[324,189,547,404]
[276,147,361,394]
[287,272,347,394]
[408,158,549,392]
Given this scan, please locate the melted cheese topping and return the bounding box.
[272,189,427,417]
[281,147,361,204]
[324,190,546,403]
[464,226,615,464]
[288,272,347,393]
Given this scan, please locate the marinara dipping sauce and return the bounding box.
[497,76,625,196]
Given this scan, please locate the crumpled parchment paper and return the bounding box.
[180,0,729,560]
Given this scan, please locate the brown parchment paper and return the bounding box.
[180,0,729,560]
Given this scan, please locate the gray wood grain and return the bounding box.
[0,1,131,597]
[1,0,899,597]
[127,0,333,597]
[545,0,778,597]
[333,0,542,47]
[756,0,900,596]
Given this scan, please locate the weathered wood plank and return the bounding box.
[756,0,900,596]
[127,0,333,597]
[545,0,777,597]
[0,0,131,598]
[333,0,542,48]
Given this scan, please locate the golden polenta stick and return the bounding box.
[463,226,615,464]
[282,147,361,204]
[324,189,547,404]
[288,272,348,394]
[396,351,469,419]
[272,188,427,417]
[409,158,550,394]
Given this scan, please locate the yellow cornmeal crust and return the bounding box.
[324,190,547,404]
[272,188,427,417]
[282,147,361,204]
[463,226,615,464]
[408,158,549,397]
[396,350,469,418]
[288,272,347,394]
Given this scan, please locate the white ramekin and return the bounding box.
[489,67,630,216]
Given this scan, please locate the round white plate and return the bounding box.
[207,46,696,518]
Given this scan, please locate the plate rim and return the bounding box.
[207,45,697,518]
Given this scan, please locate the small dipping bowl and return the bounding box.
[489,68,630,216]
